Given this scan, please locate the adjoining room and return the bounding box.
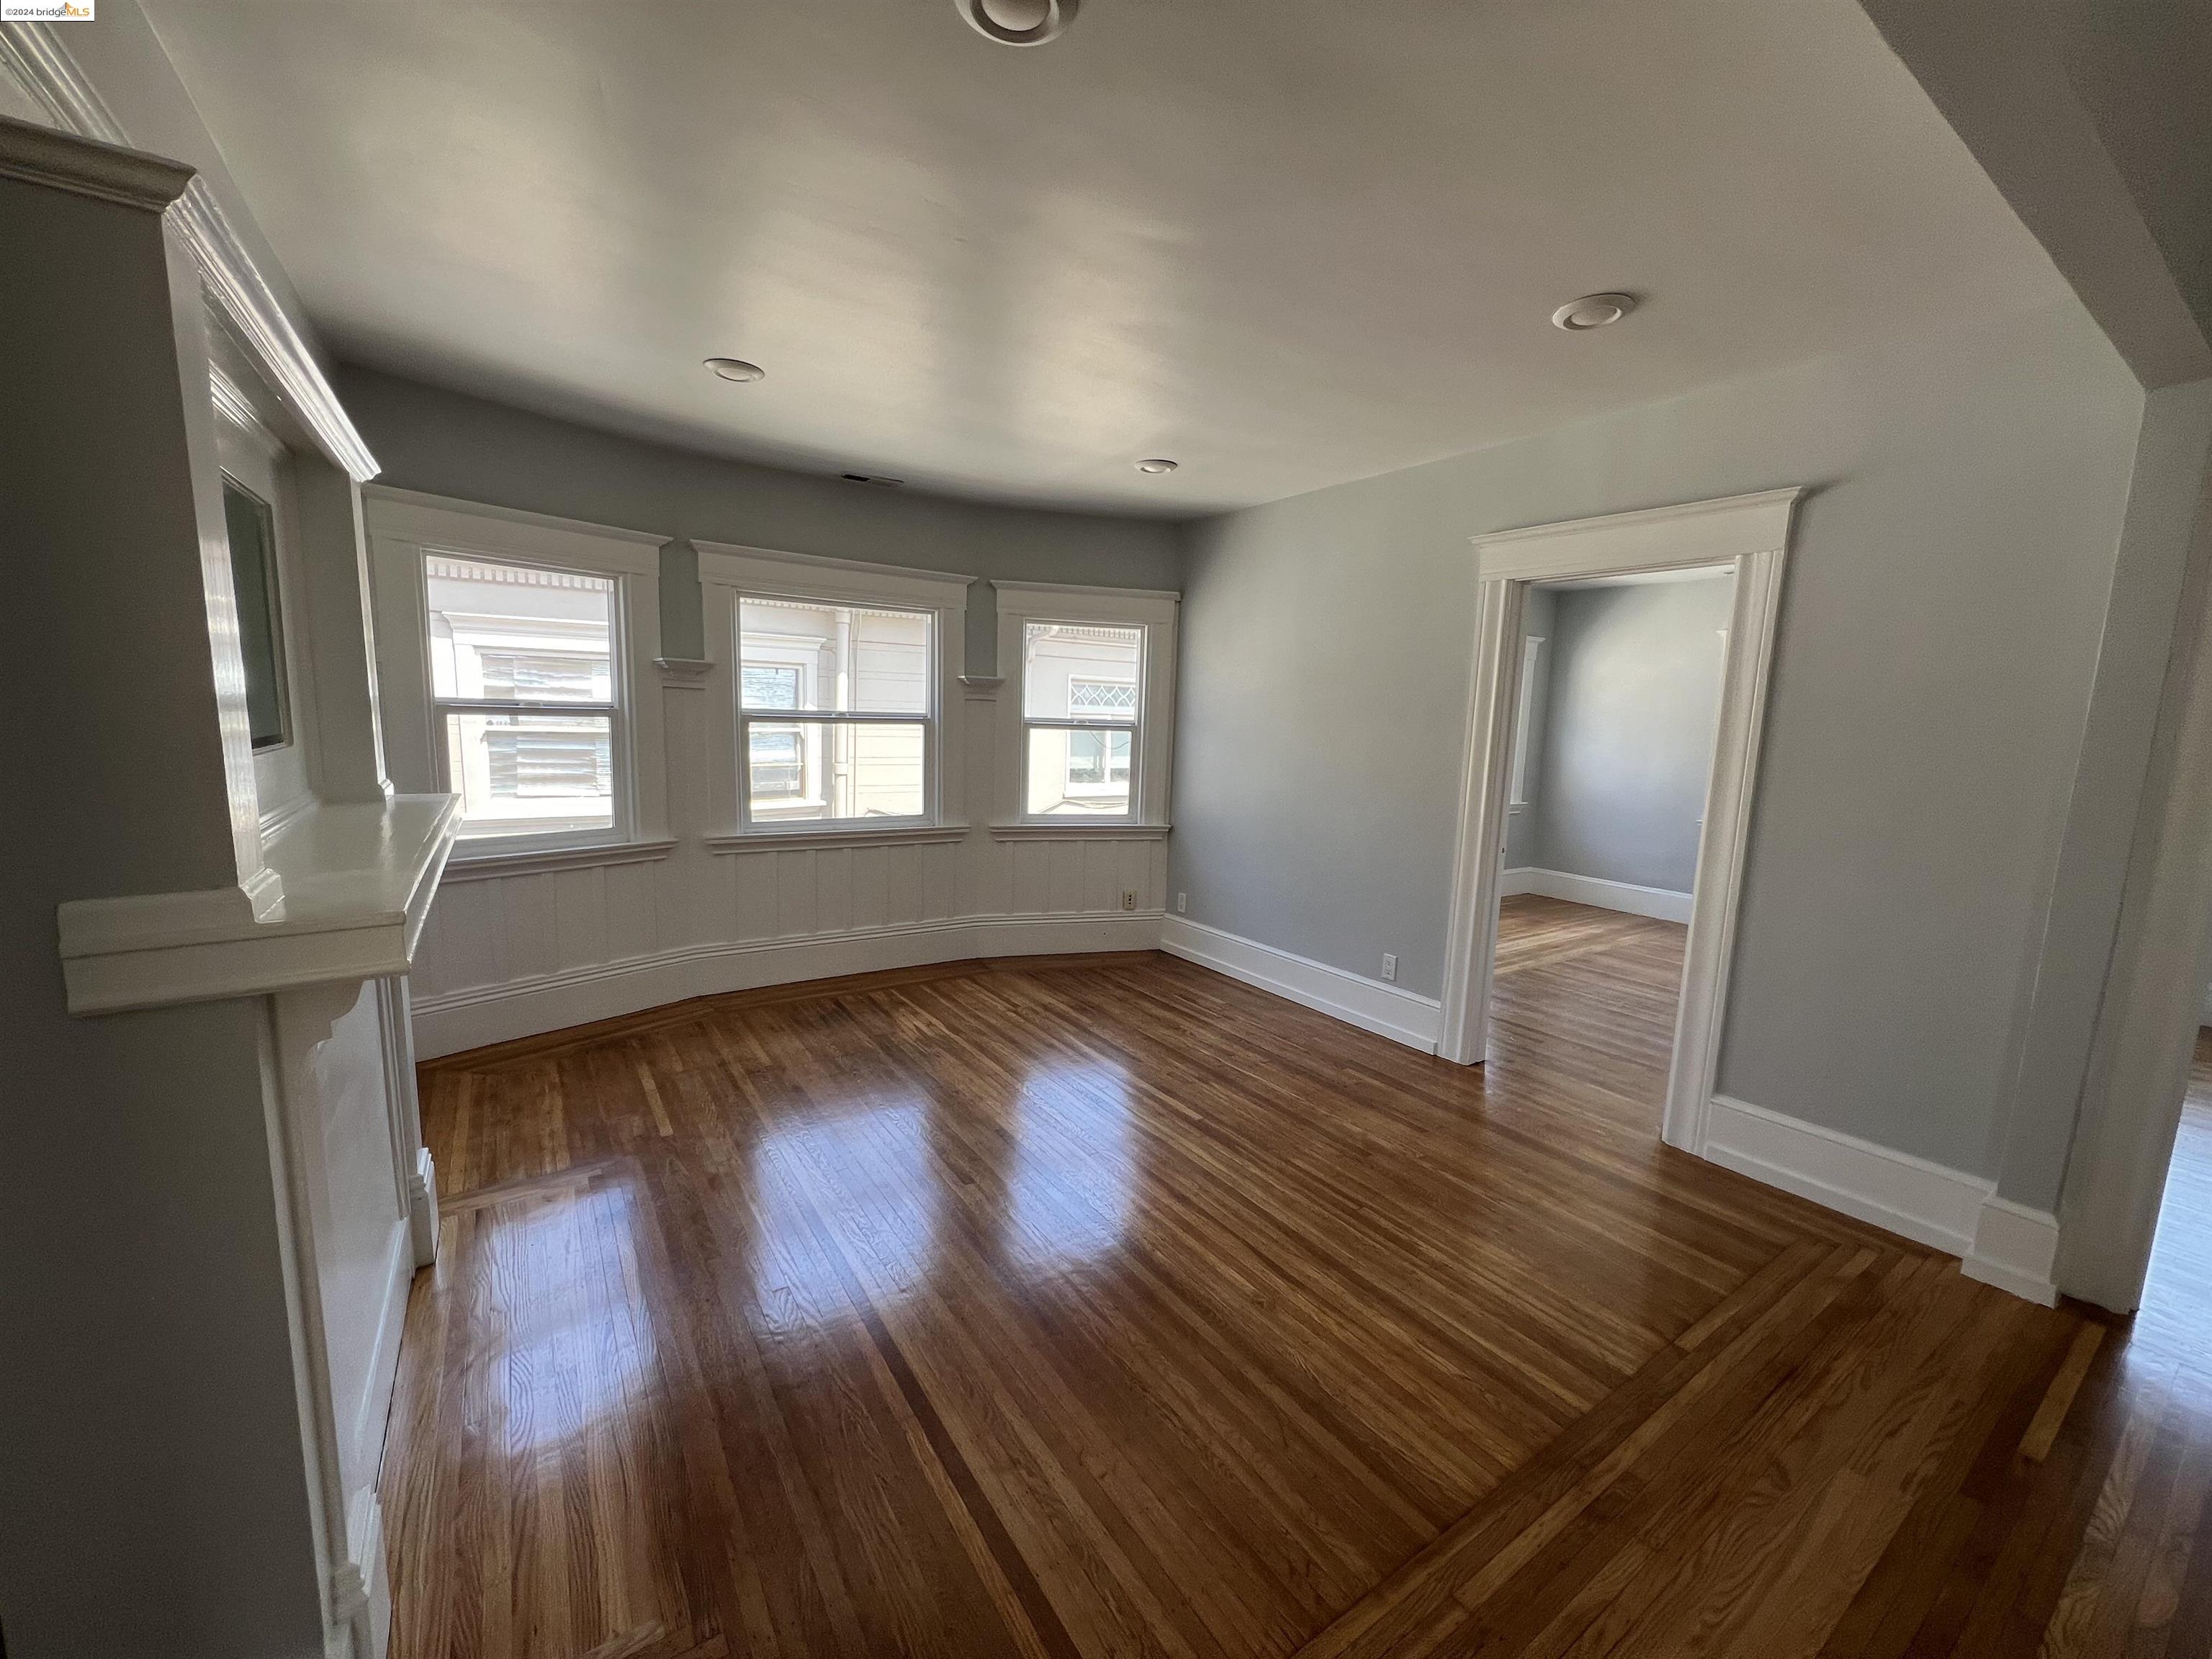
[1492,566,1735,1115]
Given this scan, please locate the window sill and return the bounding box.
[989,822,1170,841]
[706,823,971,853]
[443,837,678,882]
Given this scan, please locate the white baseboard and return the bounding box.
[1704,1094,1991,1259]
[1962,1195,2062,1306]
[1160,916,1441,1052]
[1499,866,1694,924]
[413,912,1163,1058]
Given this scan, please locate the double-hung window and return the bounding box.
[698,541,970,839]
[995,583,1178,828]
[364,490,670,861]
[1022,624,1143,817]
[427,554,621,842]
[736,595,932,825]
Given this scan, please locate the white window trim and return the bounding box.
[993,580,1178,830]
[696,541,972,844]
[364,486,670,867]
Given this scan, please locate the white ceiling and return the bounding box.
[145,1,2069,516]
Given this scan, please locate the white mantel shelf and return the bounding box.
[58,794,460,1015]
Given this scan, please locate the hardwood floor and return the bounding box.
[383,902,2212,1658]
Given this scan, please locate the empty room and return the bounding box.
[7,4,2212,1658]
[1488,567,1733,1119]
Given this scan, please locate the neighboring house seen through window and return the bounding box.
[1022,622,1143,817]
[737,595,933,825]
[426,554,620,841]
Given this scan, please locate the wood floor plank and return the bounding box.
[384,902,2212,1658]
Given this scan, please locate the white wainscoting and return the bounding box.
[410,678,1169,1057]
[1498,866,1696,925]
[1159,916,1442,1052]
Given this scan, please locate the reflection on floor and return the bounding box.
[382,925,2211,1659]
[1489,894,1686,1100]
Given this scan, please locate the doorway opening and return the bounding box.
[2137,1029,2212,1331]
[1437,488,1802,1157]
[1488,566,1736,1120]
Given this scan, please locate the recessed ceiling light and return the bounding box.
[1136,458,1178,475]
[956,0,1078,46]
[705,357,765,382]
[1551,293,1637,331]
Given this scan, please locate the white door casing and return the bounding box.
[1437,488,1802,1156]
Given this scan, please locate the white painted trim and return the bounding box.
[442,837,679,883]
[329,1486,385,1659]
[1704,1094,1991,1259]
[0,26,381,482]
[406,1146,439,1271]
[2054,427,2212,1310]
[413,912,1164,1058]
[990,822,1170,842]
[0,110,191,208]
[1159,917,1442,1053]
[991,579,1183,618]
[1439,489,1801,1170]
[696,539,975,608]
[1475,488,1804,581]
[362,485,667,568]
[57,866,285,955]
[1497,867,1694,925]
[350,1223,413,1497]
[1964,1196,2062,1306]
[704,824,971,853]
[56,796,457,1014]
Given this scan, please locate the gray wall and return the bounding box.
[1527,577,1734,894]
[336,365,1187,675]
[1171,300,2142,1179]
[2,171,325,1658]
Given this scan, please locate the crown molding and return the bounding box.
[0,24,380,483]
[0,110,189,209]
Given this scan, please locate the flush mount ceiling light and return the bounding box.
[1551,292,1637,331]
[956,0,1078,46]
[1136,457,1178,475]
[705,356,765,382]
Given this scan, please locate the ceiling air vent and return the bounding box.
[841,472,906,488]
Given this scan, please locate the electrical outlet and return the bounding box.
[1381,953,1398,982]
[1120,889,1138,912]
[1176,891,1187,914]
